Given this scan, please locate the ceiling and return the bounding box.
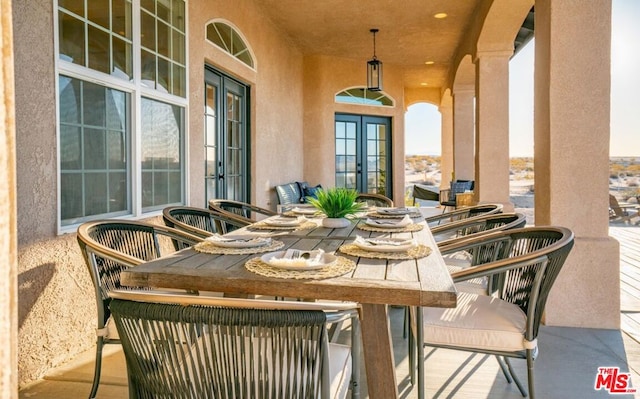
[256,0,519,91]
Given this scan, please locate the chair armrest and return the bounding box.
[450,253,549,283]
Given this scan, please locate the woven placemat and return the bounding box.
[249,220,318,231]
[194,239,284,255]
[245,256,356,280]
[282,210,321,217]
[357,223,424,233]
[338,243,432,260]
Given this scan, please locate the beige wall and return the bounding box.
[12,0,98,387]
[302,55,407,204]
[188,0,305,210]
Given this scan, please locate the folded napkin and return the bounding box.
[354,235,416,247]
[267,249,325,267]
[366,214,412,228]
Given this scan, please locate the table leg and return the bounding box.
[360,303,399,399]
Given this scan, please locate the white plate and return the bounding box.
[205,236,270,248]
[261,250,337,270]
[292,207,318,215]
[265,217,303,227]
[376,207,413,215]
[354,237,416,252]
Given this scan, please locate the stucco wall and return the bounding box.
[14,0,308,386]
[189,0,305,211]
[12,0,90,388]
[302,55,407,204]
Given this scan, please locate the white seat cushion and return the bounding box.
[442,250,472,268]
[328,343,352,399]
[423,292,530,353]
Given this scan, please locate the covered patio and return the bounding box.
[0,0,623,397]
[18,225,640,398]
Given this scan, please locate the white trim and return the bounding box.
[204,18,257,71]
[334,86,396,108]
[54,0,190,234]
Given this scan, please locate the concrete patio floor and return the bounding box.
[18,224,640,399]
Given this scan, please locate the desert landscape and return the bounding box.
[405,156,640,225]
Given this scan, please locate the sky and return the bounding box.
[405,0,640,157]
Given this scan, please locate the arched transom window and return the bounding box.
[206,20,254,68]
[335,87,394,107]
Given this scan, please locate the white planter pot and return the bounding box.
[322,217,351,228]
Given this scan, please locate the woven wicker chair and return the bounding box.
[431,213,527,246]
[209,199,277,224]
[439,180,474,212]
[413,227,574,399]
[163,205,249,237]
[109,290,361,399]
[355,193,394,207]
[425,203,503,227]
[76,220,202,399]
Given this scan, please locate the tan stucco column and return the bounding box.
[452,87,475,182]
[474,51,513,211]
[535,0,618,328]
[439,91,454,189]
[1,0,18,395]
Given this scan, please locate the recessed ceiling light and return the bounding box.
[420,82,428,86]
[434,13,448,19]
[425,61,435,65]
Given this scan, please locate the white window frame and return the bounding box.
[54,0,190,234]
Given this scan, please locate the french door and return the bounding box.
[335,114,392,198]
[204,67,250,204]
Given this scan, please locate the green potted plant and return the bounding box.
[307,187,366,228]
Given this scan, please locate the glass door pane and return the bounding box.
[335,114,391,197]
[204,66,249,205]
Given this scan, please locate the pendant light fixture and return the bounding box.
[367,28,383,91]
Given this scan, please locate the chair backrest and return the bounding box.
[163,206,247,237]
[77,220,201,326]
[109,290,357,399]
[275,182,304,205]
[445,226,574,340]
[447,180,473,202]
[412,184,440,205]
[426,203,503,226]
[432,213,527,246]
[356,193,394,207]
[209,199,276,223]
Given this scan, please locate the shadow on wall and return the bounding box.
[18,263,56,329]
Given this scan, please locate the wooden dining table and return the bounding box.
[121,210,457,399]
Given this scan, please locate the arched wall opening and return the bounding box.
[404,102,442,205]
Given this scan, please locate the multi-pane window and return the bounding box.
[141,97,183,210]
[206,21,254,68]
[141,0,186,96]
[58,0,133,80]
[59,76,130,225]
[57,0,187,228]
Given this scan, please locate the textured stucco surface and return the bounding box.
[17,234,94,386]
[13,0,57,246]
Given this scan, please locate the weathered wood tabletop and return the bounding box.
[121,214,456,399]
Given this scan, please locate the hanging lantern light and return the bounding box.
[367,28,383,91]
